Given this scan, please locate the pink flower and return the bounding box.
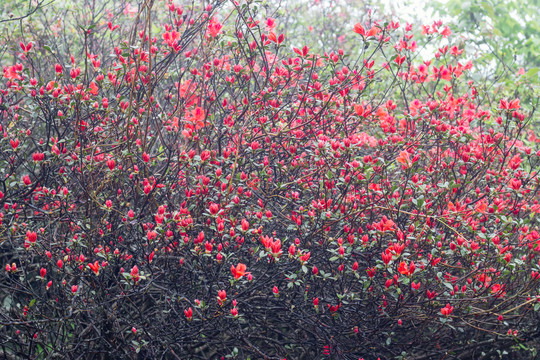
[208,18,223,38]
[441,26,452,38]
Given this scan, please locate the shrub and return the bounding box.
[0,0,539,359]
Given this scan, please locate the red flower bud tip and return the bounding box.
[184,307,193,321]
[23,175,32,186]
[209,203,219,215]
[10,138,19,149]
[131,265,139,282]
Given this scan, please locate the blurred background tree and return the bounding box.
[436,0,539,73]
[434,0,539,142]
[269,0,539,141]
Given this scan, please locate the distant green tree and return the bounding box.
[435,0,539,69]
[434,0,539,141]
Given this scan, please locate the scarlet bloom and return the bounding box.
[22,175,32,186]
[208,18,222,38]
[299,251,310,262]
[441,26,452,38]
[441,303,454,316]
[381,250,393,265]
[3,66,22,80]
[394,54,406,66]
[184,106,207,131]
[398,261,415,276]
[427,289,437,299]
[218,290,227,305]
[10,138,19,149]
[353,23,380,37]
[241,218,249,231]
[131,265,139,282]
[20,42,32,53]
[26,231,37,244]
[231,263,247,279]
[396,151,412,168]
[327,303,341,313]
[184,307,193,321]
[354,104,365,117]
[209,202,219,215]
[268,32,277,43]
[55,63,63,74]
[88,261,100,276]
[89,81,99,95]
[499,98,520,110]
[509,178,522,191]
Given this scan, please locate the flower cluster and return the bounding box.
[0,0,538,359]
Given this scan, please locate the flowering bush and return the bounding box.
[0,0,539,359]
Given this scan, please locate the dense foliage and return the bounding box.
[0,0,539,359]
